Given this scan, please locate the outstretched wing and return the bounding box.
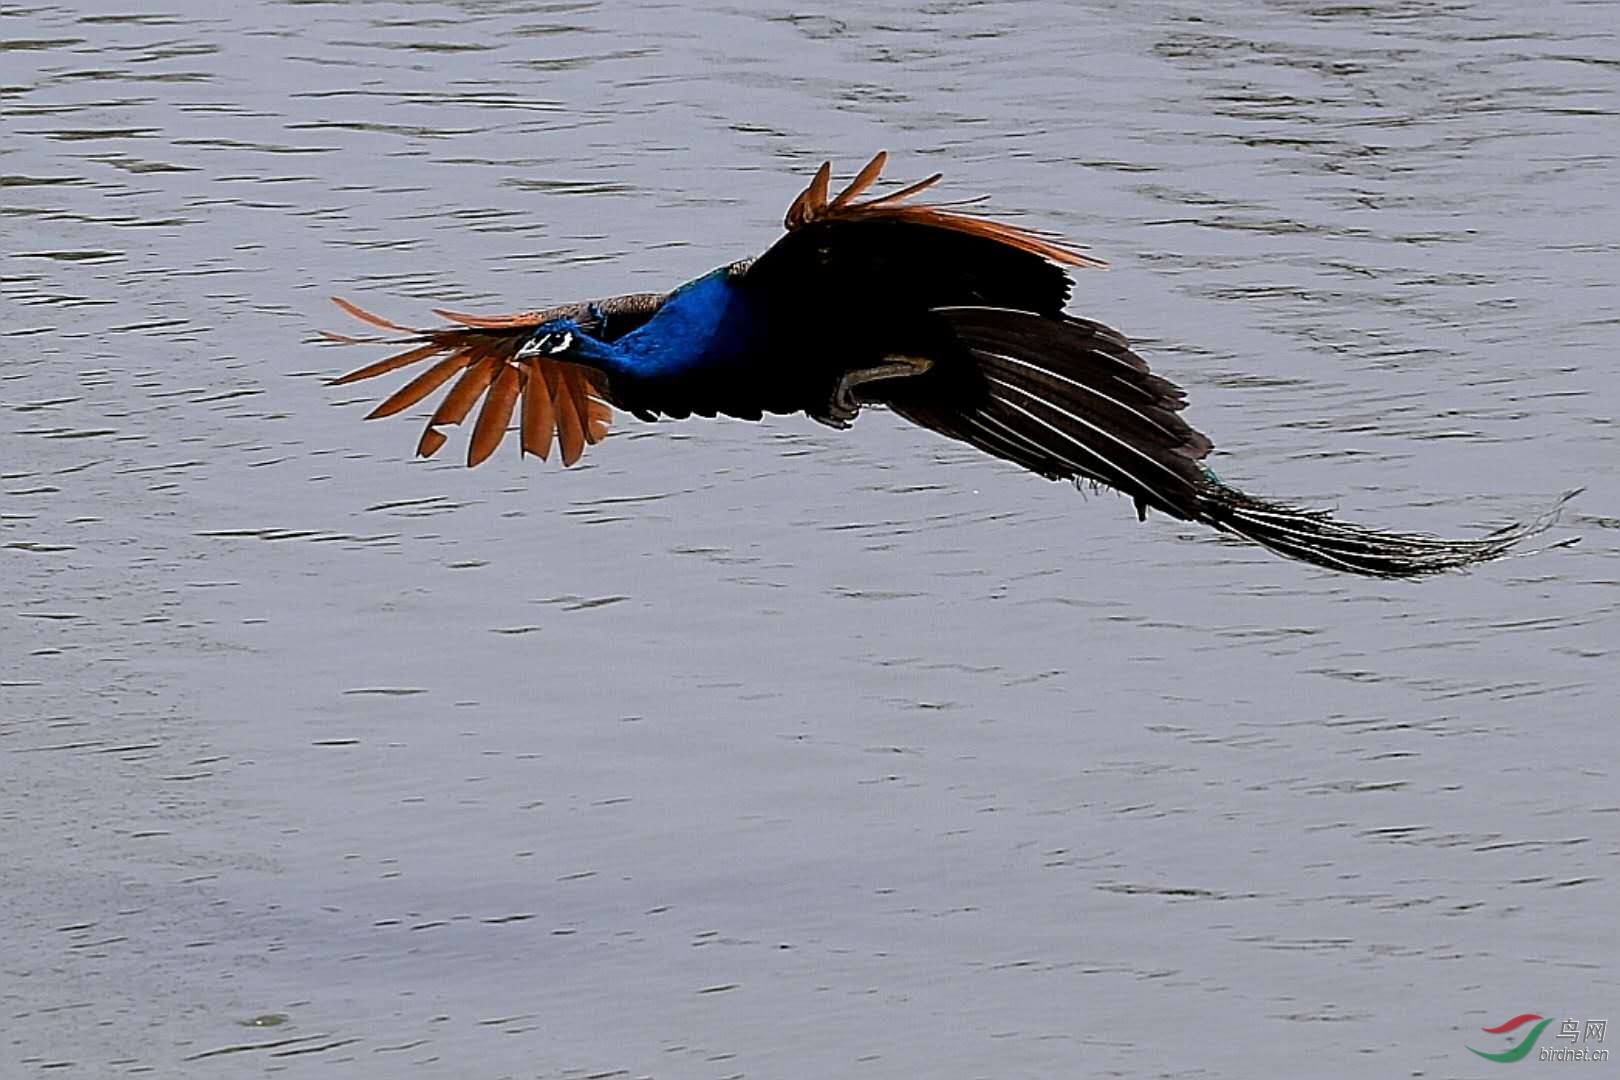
[886,306,1214,522]
[742,151,1104,317]
[325,293,663,467]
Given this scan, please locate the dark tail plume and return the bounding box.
[1197,484,1576,578]
[892,306,1573,578]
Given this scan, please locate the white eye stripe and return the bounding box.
[519,329,575,358]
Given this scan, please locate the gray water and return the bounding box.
[3,2,1617,1077]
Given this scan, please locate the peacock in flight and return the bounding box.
[327,152,1565,578]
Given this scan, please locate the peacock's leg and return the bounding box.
[813,355,934,429]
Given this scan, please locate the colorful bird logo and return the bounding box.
[1468,1014,1553,1062]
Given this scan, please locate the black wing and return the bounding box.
[739,151,1103,331]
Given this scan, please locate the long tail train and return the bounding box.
[889,306,1575,578]
[1198,484,1576,578]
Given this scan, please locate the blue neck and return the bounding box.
[579,269,759,382]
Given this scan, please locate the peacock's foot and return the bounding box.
[811,355,934,430]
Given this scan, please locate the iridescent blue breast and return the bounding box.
[614,268,764,380]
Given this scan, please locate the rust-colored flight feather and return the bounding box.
[782,154,1106,270]
[331,341,443,386]
[551,364,588,467]
[828,151,887,211]
[562,365,611,446]
[520,362,556,460]
[584,387,612,443]
[365,350,475,419]
[468,362,522,467]
[564,365,598,442]
[331,295,417,334]
[432,307,545,329]
[784,161,832,230]
[880,205,1104,268]
[860,171,943,208]
[416,426,449,459]
[431,354,498,428]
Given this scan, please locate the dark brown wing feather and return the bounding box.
[429,352,498,429]
[520,365,556,461]
[330,341,443,387]
[885,307,1212,521]
[551,363,587,467]
[367,351,475,419]
[779,150,1105,270]
[469,362,522,467]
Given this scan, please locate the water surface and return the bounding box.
[3,2,1617,1077]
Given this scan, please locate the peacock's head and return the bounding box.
[516,318,583,360]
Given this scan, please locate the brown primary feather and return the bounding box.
[469,362,522,467]
[331,341,443,386]
[565,365,599,440]
[416,426,449,459]
[366,351,475,419]
[861,171,943,207]
[549,364,587,467]
[430,354,498,430]
[521,363,556,460]
[569,367,603,462]
[785,161,832,229]
[432,307,546,329]
[331,295,416,334]
[876,205,1104,268]
[782,152,1106,270]
[827,151,887,211]
[585,387,612,442]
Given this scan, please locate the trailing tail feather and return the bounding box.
[1198,485,1576,578]
[895,306,1570,578]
